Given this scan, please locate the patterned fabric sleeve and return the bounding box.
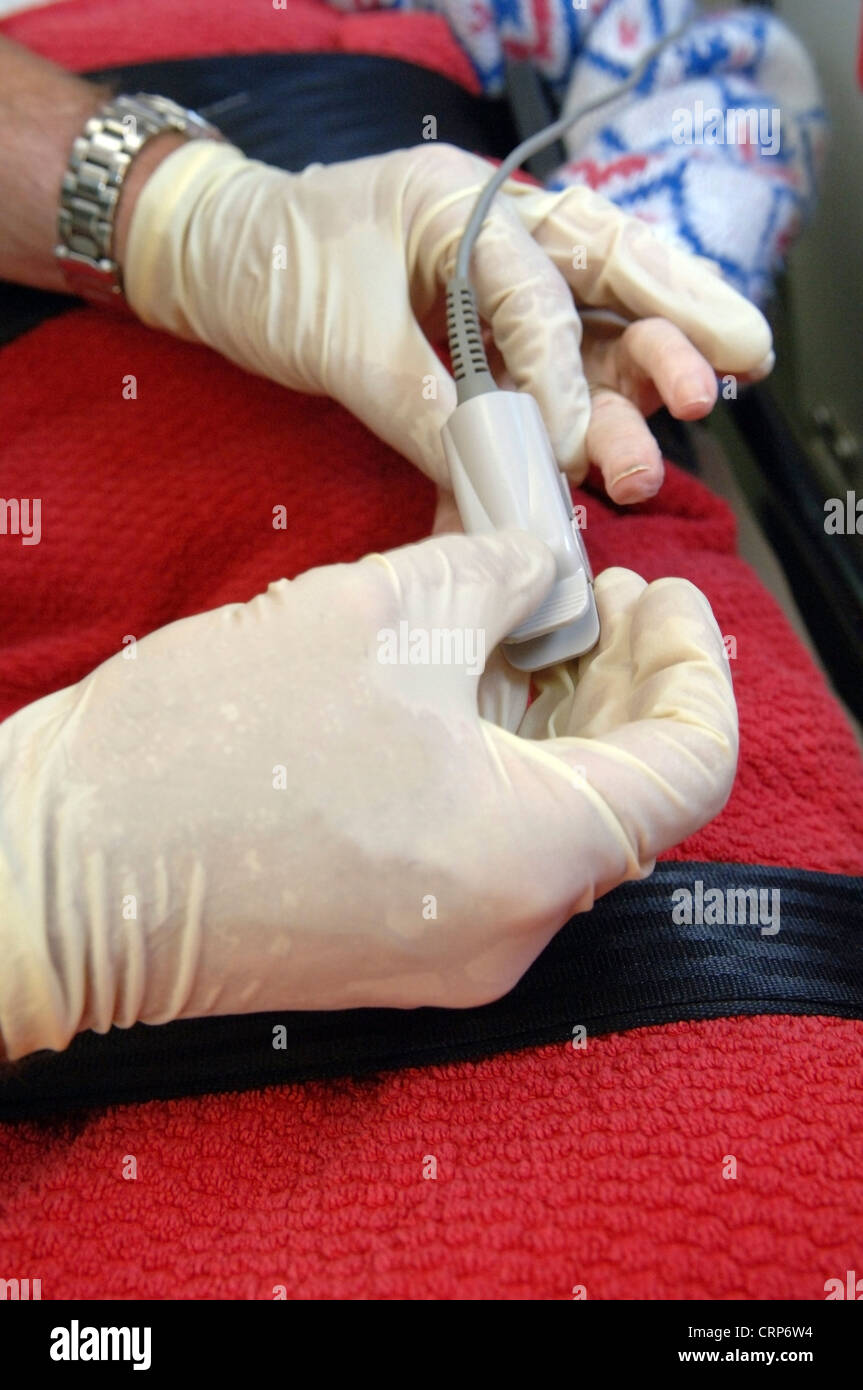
[325,0,599,92]
[326,0,827,303]
[548,0,827,302]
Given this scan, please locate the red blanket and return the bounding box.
[1,0,862,1301]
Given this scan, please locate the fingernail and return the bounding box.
[610,464,657,504]
[675,375,714,410]
[611,464,650,490]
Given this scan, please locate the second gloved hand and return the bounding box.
[0,533,737,1059]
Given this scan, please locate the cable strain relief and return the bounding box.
[445,277,496,404]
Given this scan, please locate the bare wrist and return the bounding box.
[0,38,110,293]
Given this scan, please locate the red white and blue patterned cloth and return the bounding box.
[329,0,827,302]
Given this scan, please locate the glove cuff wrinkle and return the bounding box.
[124,140,248,335]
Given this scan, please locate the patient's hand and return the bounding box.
[432,302,743,533]
[0,532,736,1059]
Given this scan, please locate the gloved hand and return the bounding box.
[0,532,737,1060]
[123,140,772,498]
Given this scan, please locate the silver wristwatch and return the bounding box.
[55,93,224,306]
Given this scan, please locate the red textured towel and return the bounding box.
[0,0,862,1302]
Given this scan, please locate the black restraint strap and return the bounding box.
[2,861,860,1119]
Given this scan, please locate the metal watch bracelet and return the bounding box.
[55,93,223,307]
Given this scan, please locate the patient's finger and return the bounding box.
[586,387,664,504]
[586,317,719,421]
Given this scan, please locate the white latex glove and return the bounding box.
[0,533,737,1060]
[124,140,772,490]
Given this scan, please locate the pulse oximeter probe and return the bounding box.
[441,23,688,671]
